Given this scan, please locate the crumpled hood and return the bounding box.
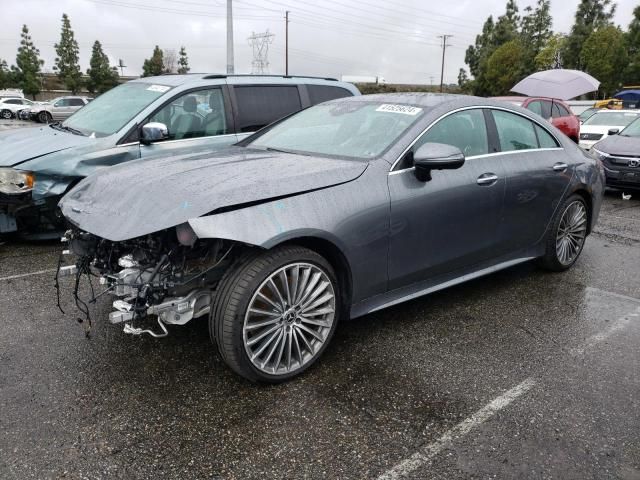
[60,147,368,241]
[0,125,92,168]
[593,134,640,157]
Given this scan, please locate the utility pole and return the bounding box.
[438,34,453,93]
[226,0,235,74]
[285,11,290,76]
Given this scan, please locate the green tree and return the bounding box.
[142,46,164,77]
[624,6,640,85]
[86,40,119,94]
[581,26,628,97]
[177,46,190,74]
[535,34,566,70]
[493,0,520,45]
[520,0,552,61]
[13,25,44,99]
[562,0,616,69]
[484,39,528,95]
[54,14,82,93]
[0,59,10,89]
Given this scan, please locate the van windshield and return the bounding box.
[62,82,172,138]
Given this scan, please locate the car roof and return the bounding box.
[132,73,346,86]
[592,109,640,114]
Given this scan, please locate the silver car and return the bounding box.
[29,96,91,123]
[59,93,605,382]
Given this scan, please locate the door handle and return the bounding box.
[552,162,568,172]
[476,173,499,186]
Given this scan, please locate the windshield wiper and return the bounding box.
[59,124,87,136]
[265,147,309,156]
[49,122,86,136]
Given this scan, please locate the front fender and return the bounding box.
[188,166,391,304]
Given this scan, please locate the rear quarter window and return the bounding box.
[307,85,353,105]
[234,85,302,132]
[535,125,559,148]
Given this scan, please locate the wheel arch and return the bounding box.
[570,188,593,234]
[275,235,353,321]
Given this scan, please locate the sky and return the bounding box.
[1,0,638,85]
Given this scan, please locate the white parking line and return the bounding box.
[570,305,640,355]
[378,289,640,479]
[377,378,536,480]
[0,269,57,282]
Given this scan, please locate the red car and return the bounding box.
[492,96,580,143]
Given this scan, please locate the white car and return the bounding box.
[0,97,38,119]
[579,110,640,150]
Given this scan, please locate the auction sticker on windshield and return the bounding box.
[147,85,171,93]
[376,104,423,115]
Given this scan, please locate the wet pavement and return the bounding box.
[1,192,639,479]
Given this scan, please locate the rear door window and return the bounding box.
[535,125,559,148]
[556,103,571,117]
[492,110,538,151]
[307,85,353,105]
[69,98,85,107]
[234,85,302,132]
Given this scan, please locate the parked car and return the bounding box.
[0,74,360,238]
[27,96,92,123]
[613,89,640,109]
[578,107,600,124]
[491,96,580,143]
[578,110,640,150]
[0,97,38,119]
[58,93,604,382]
[0,88,24,99]
[591,116,640,190]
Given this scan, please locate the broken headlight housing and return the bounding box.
[0,168,34,194]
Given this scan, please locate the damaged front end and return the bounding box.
[58,223,237,337]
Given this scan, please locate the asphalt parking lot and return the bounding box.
[1,117,639,479]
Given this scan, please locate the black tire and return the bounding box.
[38,111,51,123]
[210,245,340,383]
[0,109,12,120]
[537,194,588,272]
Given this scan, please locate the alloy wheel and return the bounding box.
[243,262,336,376]
[555,200,587,266]
[1,110,11,119]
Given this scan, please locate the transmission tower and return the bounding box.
[248,30,275,74]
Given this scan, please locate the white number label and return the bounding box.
[376,104,423,115]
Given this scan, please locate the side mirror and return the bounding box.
[141,122,169,145]
[607,128,619,136]
[413,142,465,182]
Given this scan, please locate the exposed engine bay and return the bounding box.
[57,223,239,337]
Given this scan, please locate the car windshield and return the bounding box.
[62,82,173,137]
[579,108,598,121]
[583,111,640,127]
[248,101,425,159]
[620,117,640,137]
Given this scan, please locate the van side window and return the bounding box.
[307,85,353,105]
[234,86,301,132]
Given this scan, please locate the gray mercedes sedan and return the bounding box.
[59,93,605,382]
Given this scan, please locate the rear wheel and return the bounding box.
[538,194,588,271]
[38,111,52,123]
[211,245,340,383]
[0,109,12,119]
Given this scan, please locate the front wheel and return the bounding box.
[211,245,340,383]
[38,111,52,123]
[538,194,588,271]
